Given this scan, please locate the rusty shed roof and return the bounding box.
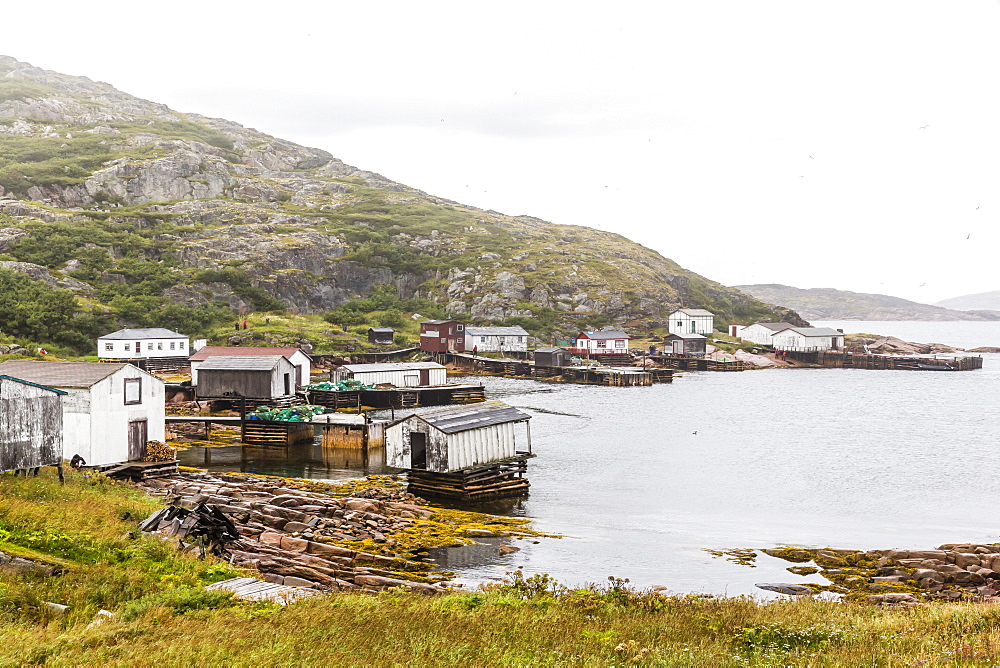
[0,361,133,389]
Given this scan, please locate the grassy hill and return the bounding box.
[0,56,802,354]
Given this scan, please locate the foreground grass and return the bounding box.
[4,472,1000,665]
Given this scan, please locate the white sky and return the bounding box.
[5,0,1000,303]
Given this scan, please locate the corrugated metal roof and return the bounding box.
[368,328,395,333]
[421,320,459,325]
[189,346,303,361]
[664,332,706,340]
[99,327,187,340]
[774,327,843,337]
[0,361,133,388]
[534,347,566,353]
[579,330,629,340]
[198,356,284,371]
[399,401,530,434]
[342,362,444,373]
[0,375,67,395]
[672,309,714,317]
[465,326,529,337]
[749,322,798,331]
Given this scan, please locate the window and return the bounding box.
[170,342,175,350]
[457,324,464,331]
[597,340,608,348]
[104,343,113,351]
[440,338,446,343]
[481,336,487,343]
[517,336,524,342]
[457,338,463,344]
[124,344,130,352]
[615,340,626,348]
[691,321,697,333]
[147,342,153,350]
[180,341,186,349]
[157,342,163,350]
[124,378,142,405]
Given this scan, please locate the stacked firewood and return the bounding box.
[143,440,176,462]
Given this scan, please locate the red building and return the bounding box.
[419,320,466,352]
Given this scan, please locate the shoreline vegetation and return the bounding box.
[4,472,1000,664]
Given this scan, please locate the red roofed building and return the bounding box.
[188,346,312,388]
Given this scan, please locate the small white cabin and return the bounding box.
[332,362,447,387]
[668,309,715,336]
[98,328,190,359]
[0,361,165,467]
[385,402,531,473]
[738,322,799,346]
[463,326,530,353]
[769,327,844,352]
[0,375,65,472]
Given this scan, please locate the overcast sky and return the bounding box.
[5,1,1000,303]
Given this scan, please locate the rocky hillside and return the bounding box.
[0,56,801,349]
[734,284,1000,321]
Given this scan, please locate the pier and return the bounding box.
[648,355,751,372]
[442,353,672,385]
[785,350,984,371]
[306,384,486,411]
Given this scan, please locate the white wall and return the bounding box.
[739,324,780,346]
[348,367,447,387]
[668,313,714,335]
[98,337,190,359]
[447,421,517,470]
[464,334,528,353]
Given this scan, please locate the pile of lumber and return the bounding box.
[143,440,176,462]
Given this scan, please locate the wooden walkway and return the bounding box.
[206,577,323,604]
[648,355,751,372]
[443,353,673,385]
[786,350,984,371]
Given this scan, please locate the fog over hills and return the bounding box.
[935,290,1000,312]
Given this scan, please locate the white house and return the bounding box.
[668,309,715,336]
[464,326,530,353]
[332,362,447,387]
[769,327,845,352]
[738,322,799,346]
[570,329,630,355]
[189,346,312,388]
[385,401,531,472]
[98,328,190,360]
[0,361,165,467]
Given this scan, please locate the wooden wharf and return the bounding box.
[442,352,671,385]
[165,414,315,446]
[306,384,486,411]
[785,350,984,371]
[406,455,532,500]
[648,355,751,372]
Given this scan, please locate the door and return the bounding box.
[283,373,291,395]
[419,369,430,386]
[295,365,303,387]
[128,419,147,461]
[410,431,427,470]
[135,341,142,357]
[672,340,684,355]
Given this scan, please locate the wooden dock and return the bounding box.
[786,350,984,371]
[406,455,532,500]
[444,353,672,385]
[241,420,315,446]
[307,384,486,411]
[648,355,751,372]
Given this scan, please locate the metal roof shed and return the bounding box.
[0,375,66,472]
[385,401,531,473]
[333,361,447,387]
[196,355,297,400]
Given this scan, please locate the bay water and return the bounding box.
[180,321,1000,595]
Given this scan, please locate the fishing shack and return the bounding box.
[195,356,298,401]
[367,328,395,345]
[385,401,532,500]
[533,347,571,367]
[0,375,65,474]
[331,361,447,387]
[190,347,312,389]
[664,332,707,357]
[0,360,165,467]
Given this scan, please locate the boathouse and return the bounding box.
[738,322,799,346]
[664,332,707,357]
[464,326,530,353]
[419,320,465,352]
[0,375,65,473]
[570,329,630,356]
[0,360,165,467]
[331,361,447,387]
[533,347,571,367]
[190,346,312,389]
[195,356,298,401]
[769,327,844,352]
[385,402,532,499]
[367,328,395,345]
[668,309,715,336]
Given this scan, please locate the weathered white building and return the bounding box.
[769,327,845,352]
[0,361,165,467]
[738,322,799,346]
[195,356,298,400]
[98,328,190,360]
[668,309,715,336]
[463,326,530,353]
[385,402,531,472]
[332,362,447,387]
[189,346,312,388]
[0,375,65,472]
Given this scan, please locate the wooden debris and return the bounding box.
[140,502,241,556]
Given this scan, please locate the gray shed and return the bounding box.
[196,355,298,400]
[0,375,65,472]
[385,401,531,473]
[367,328,395,345]
[533,347,570,367]
[664,332,707,357]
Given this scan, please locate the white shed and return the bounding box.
[668,309,715,336]
[0,361,165,467]
[385,402,531,473]
[770,327,845,352]
[738,322,799,346]
[98,328,190,360]
[464,326,530,353]
[332,362,447,387]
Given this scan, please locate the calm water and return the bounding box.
[180,322,1000,595]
